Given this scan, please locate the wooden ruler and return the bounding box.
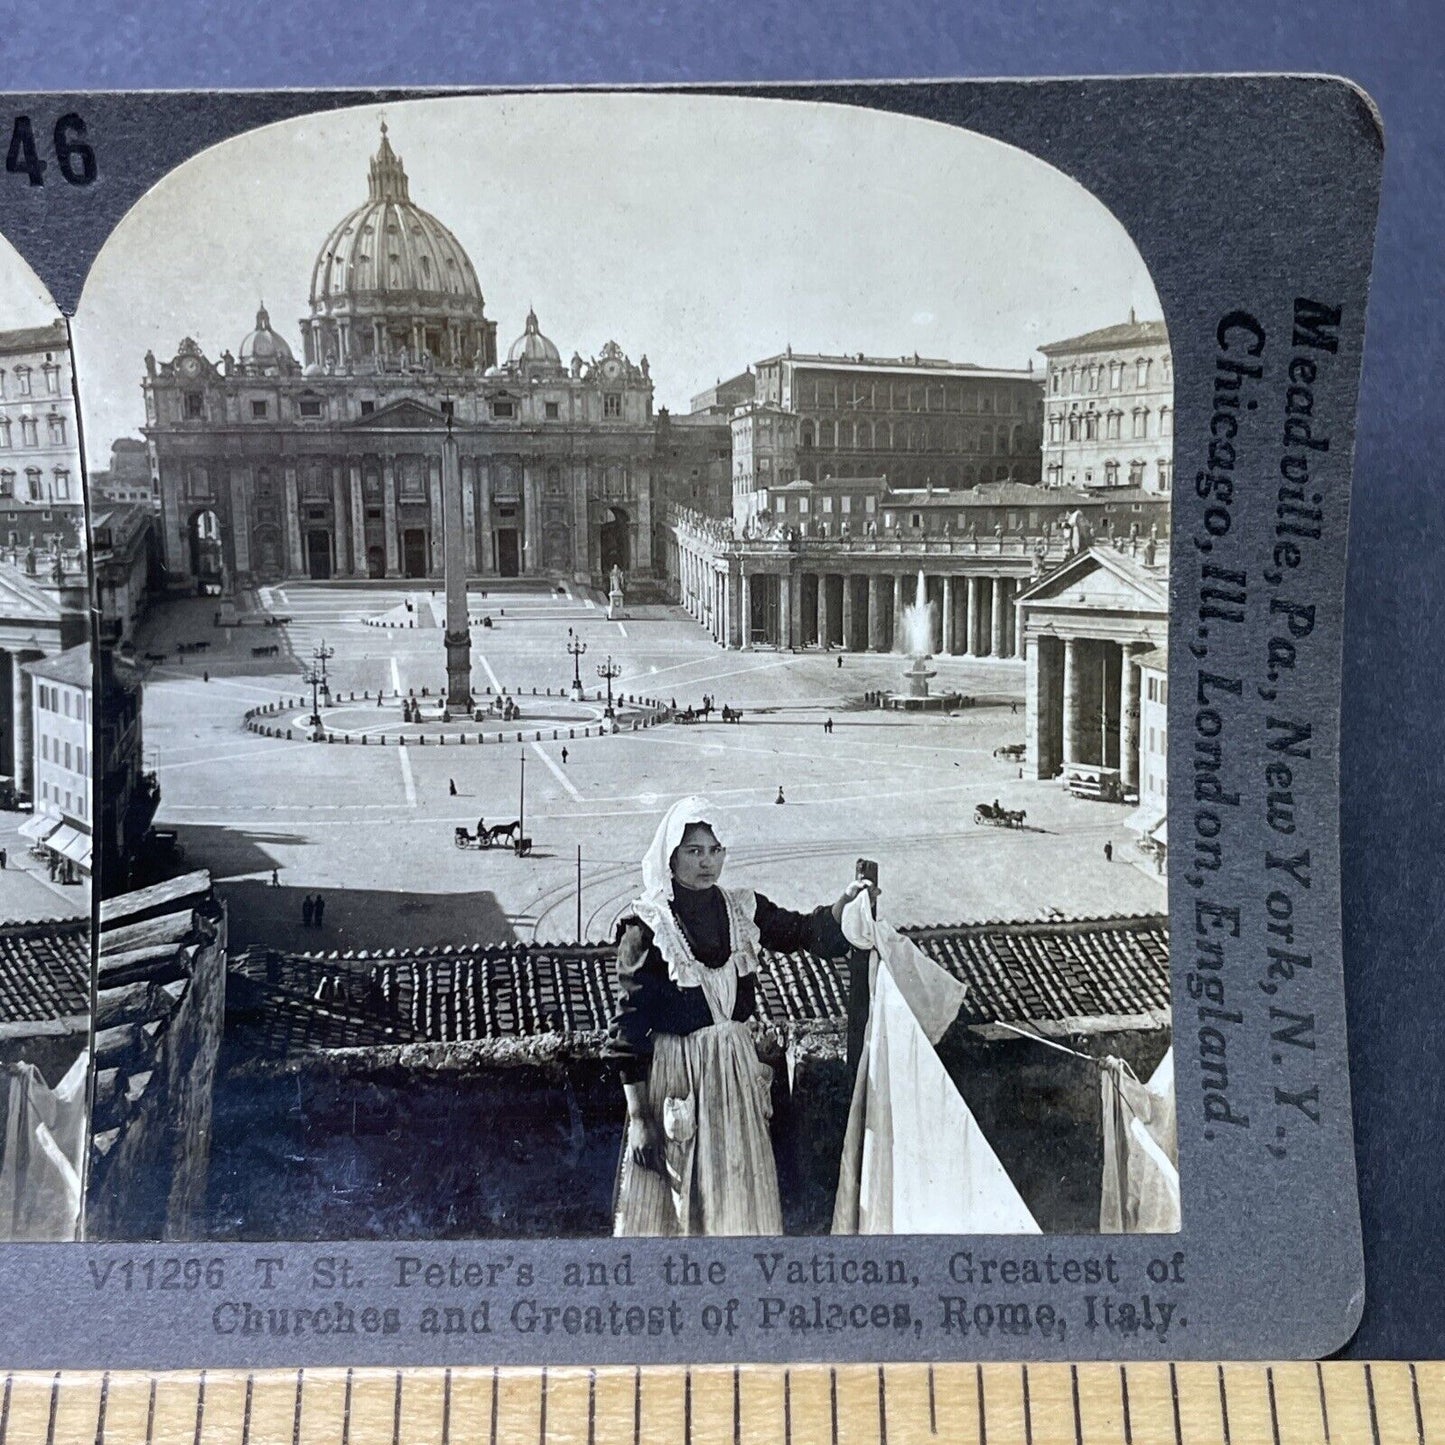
[0,1362,1436,1444]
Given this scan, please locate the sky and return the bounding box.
[72,92,1163,467]
[0,246,66,333]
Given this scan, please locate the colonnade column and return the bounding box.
[991,576,1005,657]
[941,576,954,655]
[740,569,752,650]
[331,464,349,577]
[966,576,983,656]
[892,574,905,650]
[12,655,32,799]
[867,575,884,650]
[779,572,794,651]
[841,575,854,651]
[1120,642,1142,792]
[1015,580,1028,660]
[816,574,829,648]
[348,462,366,575]
[1062,637,1083,766]
[284,465,304,577]
[722,573,735,648]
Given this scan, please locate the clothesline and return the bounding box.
[990,1019,1150,1122]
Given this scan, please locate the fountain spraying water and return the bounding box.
[900,569,936,698]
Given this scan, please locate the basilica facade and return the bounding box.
[143,125,656,590]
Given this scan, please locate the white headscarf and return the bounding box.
[639,794,720,905]
[630,795,761,985]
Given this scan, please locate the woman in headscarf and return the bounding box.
[610,795,870,1236]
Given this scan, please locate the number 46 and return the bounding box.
[6,114,96,186]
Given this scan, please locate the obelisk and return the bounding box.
[442,422,471,711]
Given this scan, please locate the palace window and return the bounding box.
[1048,416,1062,444]
[1160,405,1173,436]
[360,400,375,415]
[1136,357,1151,387]
[1050,372,1061,394]
[183,391,204,419]
[1105,460,1120,486]
[299,397,323,418]
[840,495,851,513]
[1066,414,1080,443]
[1129,460,1146,487]
[251,400,268,419]
[43,363,59,395]
[1084,413,1098,442]
[604,394,622,418]
[0,471,11,496]
[1110,360,1123,389]
[545,401,559,420]
[1158,459,1174,490]
[1132,408,1148,439]
[821,496,832,513]
[15,367,30,396]
[20,417,36,447]
[53,469,68,499]
[1046,464,1063,486]
[26,468,41,500]
[1107,411,1122,440]
[492,399,515,419]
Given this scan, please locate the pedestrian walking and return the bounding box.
[448,778,457,796]
[0,848,8,869]
[270,867,279,887]
[776,786,786,805]
[836,655,843,669]
[561,747,569,765]
[315,895,326,928]
[1010,701,1018,715]
[1104,841,1114,863]
[203,669,209,682]
[302,894,314,927]
[477,817,486,839]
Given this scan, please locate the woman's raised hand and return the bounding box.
[628,1112,665,1173]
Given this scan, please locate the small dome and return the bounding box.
[507,308,563,370]
[238,305,296,370]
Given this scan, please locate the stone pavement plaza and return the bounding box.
[137,582,1164,951]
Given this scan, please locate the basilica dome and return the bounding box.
[237,305,296,374]
[506,309,563,373]
[303,123,497,374]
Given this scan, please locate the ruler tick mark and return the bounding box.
[442,1367,452,1445]
[1411,1363,1426,1445]
[685,1368,692,1445]
[1317,1361,1332,1442]
[1120,1364,1133,1445]
[879,1366,888,1445]
[292,1369,304,1445]
[1267,1367,1281,1445]
[342,1367,354,1445]
[1366,1363,1382,1445]
[1218,1364,1232,1445]
[491,1366,500,1445]
[784,1370,792,1445]
[94,1371,109,1445]
[977,1364,987,1445]
[1022,1365,1033,1445]
[633,1366,641,1445]
[148,1378,160,1445]
[392,1369,402,1445]
[830,1368,838,1445]
[541,1365,549,1445]
[1071,1364,1082,1445]
[45,1371,59,1445]
[928,1365,937,1436]
[194,1368,206,1445]
[1168,1363,1182,1445]
[588,1370,596,1445]
[733,1366,741,1445]
[2,1373,12,1445]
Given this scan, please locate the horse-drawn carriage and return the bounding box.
[974,800,1027,829]
[454,821,532,855]
[720,705,743,724]
[993,742,1026,760]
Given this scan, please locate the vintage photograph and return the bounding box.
[74,92,1176,1243]
[0,244,93,1242]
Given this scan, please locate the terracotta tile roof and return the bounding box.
[0,918,90,1024]
[231,914,1169,1056]
[1037,319,1170,355]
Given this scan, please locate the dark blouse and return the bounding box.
[609,887,850,1083]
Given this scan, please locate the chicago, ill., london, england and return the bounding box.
[69,93,1175,1244]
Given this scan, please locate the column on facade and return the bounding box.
[1062,636,1083,765]
[721,571,734,648]
[815,574,829,649]
[1025,635,1063,780]
[941,576,954,655]
[477,462,493,574]
[1015,580,1028,660]
[348,461,367,575]
[382,456,399,576]
[1120,642,1143,790]
[867,574,884,650]
[331,462,350,577]
[779,572,794,650]
[892,573,906,651]
[229,466,252,577]
[284,465,304,576]
[522,464,539,574]
[740,569,752,650]
[840,574,855,652]
[461,457,478,577]
[990,575,1005,657]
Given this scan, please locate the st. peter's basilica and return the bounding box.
[142,124,657,589]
